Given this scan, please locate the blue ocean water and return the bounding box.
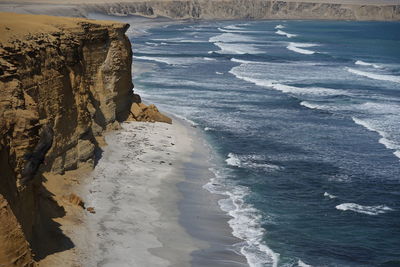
[131,21,400,266]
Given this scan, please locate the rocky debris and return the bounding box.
[86,207,96,214]
[128,102,172,124]
[65,193,85,209]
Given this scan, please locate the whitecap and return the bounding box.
[275,24,285,29]
[215,71,224,75]
[207,180,280,267]
[336,203,393,216]
[214,42,263,55]
[275,30,297,38]
[231,58,264,64]
[272,84,347,97]
[225,153,282,171]
[287,42,317,55]
[226,153,241,167]
[324,192,337,199]
[225,25,245,30]
[229,68,347,97]
[217,27,263,34]
[203,57,216,61]
[346,67,400,83]
[202,165,280,267]
[145,41,158,46]
[355,60,382,69]
[352,117,400,159]
[153,37,205,43]
[133,55,204,65]
[298,259,313,267]
[209,33,256,43]
[300,101,320,110]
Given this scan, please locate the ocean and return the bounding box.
[131,20,400,266]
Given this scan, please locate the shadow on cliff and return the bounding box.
[30,175,74,261]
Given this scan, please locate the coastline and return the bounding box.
[74,117,247,266]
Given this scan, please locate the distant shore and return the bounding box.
[1,0,399,21]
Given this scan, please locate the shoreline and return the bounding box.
[80,120,201,266]
[31,14,248,266]
[76,117,247,266]
[1,0,400,22]
[177,127,248,267]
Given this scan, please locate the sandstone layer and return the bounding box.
[0,0,399,21]
[0,13,136,266]
[88,0,400,21]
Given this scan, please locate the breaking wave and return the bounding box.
[336,203,393,216]
[346,68,400,83]
[287,42,318,55]
[203,168,280,267]
[276,30,297,38]
[355,60,382,69]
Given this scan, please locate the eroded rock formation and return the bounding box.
[0,13,134,266]
[87,0,400,21]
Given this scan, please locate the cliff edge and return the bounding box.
[0,13,135,266]
[0,0,399,21]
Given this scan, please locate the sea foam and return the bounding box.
[214,42,263,55]
[209,33,256,43]
[226,153,282,171]
[203,168,280,267]
[134,55,203,65]
[355,60,382,69]
[352,117,400,159]
[229,67,347,97]
[275,30,297,38]
[346,67,400,83]
[231,58,263,64]
[336,203,393,216]
[287,42,317,55]
[324,192,337,199]
[298,259,313,267]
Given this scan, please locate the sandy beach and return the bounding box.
[56,119,245,266]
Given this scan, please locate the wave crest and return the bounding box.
[287,42,317,55]
[346,67,400,83]
[336,203,393,216]
[355,60,382,69]
[275,30,297,38]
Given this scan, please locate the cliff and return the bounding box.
[87,0,400,21]
[0,13,135,266]
[0,0,399,21]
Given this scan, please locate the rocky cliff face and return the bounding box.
[87,0,400,21]
[0,13,134,266]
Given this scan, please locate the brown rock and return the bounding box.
[130,102,143,118]
[87,207,96,214]
[128,102,172,124]
[0,13,135,266]
[66,193,85,209]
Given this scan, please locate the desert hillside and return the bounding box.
[0,0,399,20]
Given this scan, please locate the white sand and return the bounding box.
[78,121,205,266]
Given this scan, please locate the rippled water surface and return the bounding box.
[131,20,400,267]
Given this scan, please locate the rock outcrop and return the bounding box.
[86,0,400,21]
[0,13,134,266]
[0,0,399,21]
[128,95,172,124]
